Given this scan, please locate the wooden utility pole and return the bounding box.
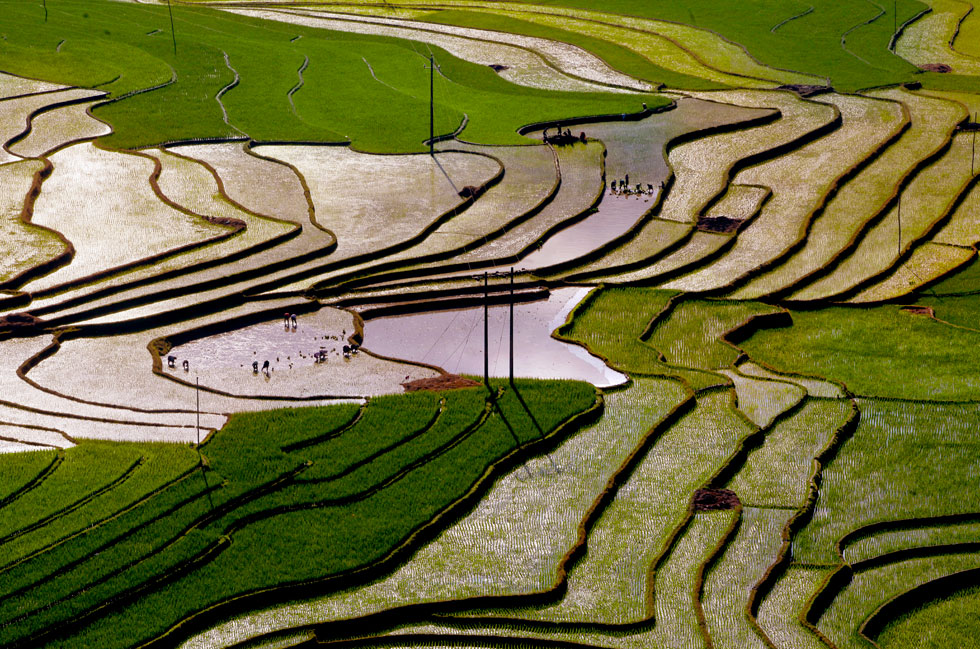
[509,267,514,385]
[484,271,490,389]
[196,377,201,447]
[424,55,439,155]
[167,0,177,55]
[430,55,434,155]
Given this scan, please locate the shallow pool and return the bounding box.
[361,287,628,388]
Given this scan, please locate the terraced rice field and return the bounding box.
[1,1,979,647]
[23,143,239,294]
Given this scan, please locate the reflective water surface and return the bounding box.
[361,287,628,388]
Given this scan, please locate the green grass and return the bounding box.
[223,0,941,90]
[820,553,980,649]
[40,381,593,649]
[204,401,363,477]
[0,443,145,543]
[497,0,929,91]
[0,449,59,506]
[0,380,595,649]
[729,399,852,507]
[423,9,725,90]
[0,0,662,152]
[557,287,730,389]
[645,298,780,371]
[297,391,444,477]
[0,473,213,605]
[793,399,980,565]
[740,304,980,401]
[878,583,980,649]
[234,397,488,514]
[915,292,980,331]
[0,443,201,569]
[215,377,690,644]
[558,287,678,367]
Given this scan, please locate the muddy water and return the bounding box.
[580,97,770,182]
[420,98,771,279]
[167,308,438,398]
[515,188,652,270]
[169,312,352,373]
[361,287,628,388]
[518,98,773,268]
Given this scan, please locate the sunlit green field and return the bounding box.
[1,0,979,647]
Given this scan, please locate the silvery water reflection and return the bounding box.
[361,287,628,388]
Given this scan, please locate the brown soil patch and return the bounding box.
[0,312,44,331]
[919,63,952,73]
[960,122,980,132]
[148,339,173,357]
[207,216,246,228]
[777,84,832,97]
[697,215,744,234]
[692,488,741,511]
[402,374,482,392]
[488,64,509,72]
[901,305,935,317]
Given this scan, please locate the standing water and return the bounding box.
[361,287,628,388]
[418,98,773,279]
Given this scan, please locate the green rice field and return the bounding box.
[1,0,979,647]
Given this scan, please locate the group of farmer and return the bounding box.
[164,314,363,380]
[166,355,188,372]
[542,124,587,145]
[610,173,663,196]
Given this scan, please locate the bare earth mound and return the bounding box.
[901,305,935,317]
[697,215,744,233]
[776,84,832,97]
[402,374,482,392]
[692,488,742,511]
[0,312,44,331]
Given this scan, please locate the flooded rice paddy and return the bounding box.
[171,289,625,393]
[514,188,653,270]
[436,98,773,276]
[361,287,628,388]
[167,307,438,398]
